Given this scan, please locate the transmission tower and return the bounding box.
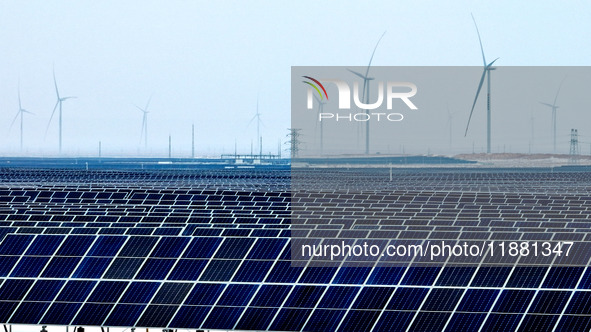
[286,128,302,159]
[569,129,579,164]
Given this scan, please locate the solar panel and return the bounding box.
[1,167,591,330]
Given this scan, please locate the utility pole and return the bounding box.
[569,129,579,164]
[287,128,302,159]
[168,135,172,159]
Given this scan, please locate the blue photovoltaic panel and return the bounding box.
[543,267,584,289]
[87,236,127,257]
[298,266,338,284]
[136,305,179,328]
[457,289,499,312]
[150,237,190,258]
[40,303,82,325]
[55,280,96,302]
[25,280,65,301]
[151,282,192,304]
[304,309,346,332]
[409,312,451,332]
[167,259,207,281]
[169,306,212,329]
[72,257,112,278]
[332,267,372,285]
[184,283,225,305]
[135,259,176,280]
[481,313,522,331]
[493,290,536,313]
[0,234,33,255]
[118,237,158,257]
[565,292,591,314]
[318,286,360,309]
[387,287,428,310]
[373,311,415,332]
[120,282,159,304]
[0,302,19,322]
[213,238,254,259]
[400,267,440,286]
[232,260,273,282]
[0,279,35,300]
[352,287,395,310]
[217,284,258,306]
[182,237,222,258]
[270,308,312,331]
[529,291,571,314]
[0,256,19,277]
[265,261,303,283]
[25,235,65,255]
[9,302,50,324]
[87,281,128,303]
[199,260,241,281]
[435,266,476,286]
[520,315,560,332]
[41,256,81,278]
[103,304,146,327]
[505,266,547,288]
[284,285,325,308]
[103,258,144,279]
[10,256,50,277]
[336,310,380,332]
[246,238,287,259]
[72,303,113,325]
[203,306,244,330]
[55,235,95,256]
[235,308,278,331]
[250,285,292,307]
[445,313,487,332]
[421,288,465,311]
[470,267,512,287]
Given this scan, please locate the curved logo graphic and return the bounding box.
[302,76,329,101]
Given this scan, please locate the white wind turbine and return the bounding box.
[10,82,34,151]
[46,68,76,154]
[136,95,153,149]
[464,14,499,154]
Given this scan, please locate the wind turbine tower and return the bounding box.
[464,14,499,154]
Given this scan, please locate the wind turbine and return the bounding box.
[464,14,499,154]
[348,31,386,155]
[10,83,34,151]
[46,68,76,154]
[136,95,152,149]
[540,77,566,153]
[446,105,455,153]
[314,94,327,155]
[247,96,264,155]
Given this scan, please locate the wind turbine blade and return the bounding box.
[53,67,60,99]
[62,96,77,101]
[23,110,34,115]
[553,76,567,106]
[45,101,60,137]
[464,68,487,136]
[9,111,20,131]
[347,69,368,80]
[539,102,554,108]
[471,13,487,66]
[364,31,386,78]
[145,94,153,111]
[18,83,22,110]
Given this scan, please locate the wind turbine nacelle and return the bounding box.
[306,80,418,111]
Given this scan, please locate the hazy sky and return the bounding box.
[1,1,590,157]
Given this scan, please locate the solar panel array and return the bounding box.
[1,167,591,331]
